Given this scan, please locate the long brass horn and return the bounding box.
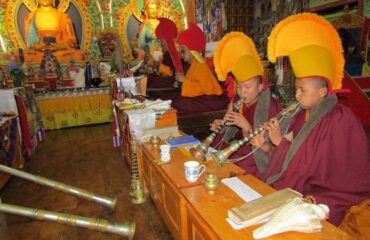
[212,101,301,167]
[0,199,135,239]
[129,136,146,204]
[190,97,246,161]
[0,164,117,209]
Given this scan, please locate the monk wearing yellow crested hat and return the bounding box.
[209,32,282,175]
[257,13,370,226]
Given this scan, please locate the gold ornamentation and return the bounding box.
[23,0,37,12]
[5,0,26,49]
[58,0,71,13]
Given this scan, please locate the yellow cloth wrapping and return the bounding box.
[339,199,370,240]
[181,61,222,97]
[36,92,112,130]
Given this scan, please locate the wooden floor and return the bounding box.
[0,124,172,240]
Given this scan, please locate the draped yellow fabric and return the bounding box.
[36,93,112,130]
[339,199,370,240]
[181,61,222,97]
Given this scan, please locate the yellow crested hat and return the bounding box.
[267,13,344,94]
[213,32,264,82]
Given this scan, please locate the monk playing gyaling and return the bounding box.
[210,32,282,175]
[256,13,370,226]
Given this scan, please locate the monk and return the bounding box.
[257,13,370,226]
[162,23,228,116]
[210,32,281,175]
[146,39,189,89]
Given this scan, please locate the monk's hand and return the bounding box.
[225,111,251,131]
[210,119,224,132]
[175,72,185,83]
[263,118,283,146]
[250,131,265,148]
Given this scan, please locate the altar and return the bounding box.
[36,88,112,130]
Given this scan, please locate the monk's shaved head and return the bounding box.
[310,77,328,89]
[295,77,329,110]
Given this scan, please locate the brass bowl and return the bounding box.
[149,135,161,148]
[203,173,219,195]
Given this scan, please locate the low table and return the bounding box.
[181,174,353,240]
[141,142,245,240]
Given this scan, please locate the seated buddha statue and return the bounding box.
[137,0,161,59]
[22,0,86,62]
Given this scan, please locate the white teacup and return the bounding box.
[184,161,206,182]
[160,144,171,162]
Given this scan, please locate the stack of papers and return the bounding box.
[144,99,172,111]
[222,177,262,202]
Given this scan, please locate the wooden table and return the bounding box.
[181,174,353,240]
[141,142,245,240]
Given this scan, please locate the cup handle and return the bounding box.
[199,165,206,176]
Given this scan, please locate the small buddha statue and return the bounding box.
[22,0,85,62]
[137,0,161,56]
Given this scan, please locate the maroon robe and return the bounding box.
[170,93,229,116]
[212,93,281,175]
[259,99,370,226]
[160,60,229,117]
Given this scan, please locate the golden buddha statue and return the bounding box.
[22,0,86,62]
[137,0,161,57]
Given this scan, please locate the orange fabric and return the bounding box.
[339,199,370,240]
[181,61,222,97]
[158,63,172,76]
